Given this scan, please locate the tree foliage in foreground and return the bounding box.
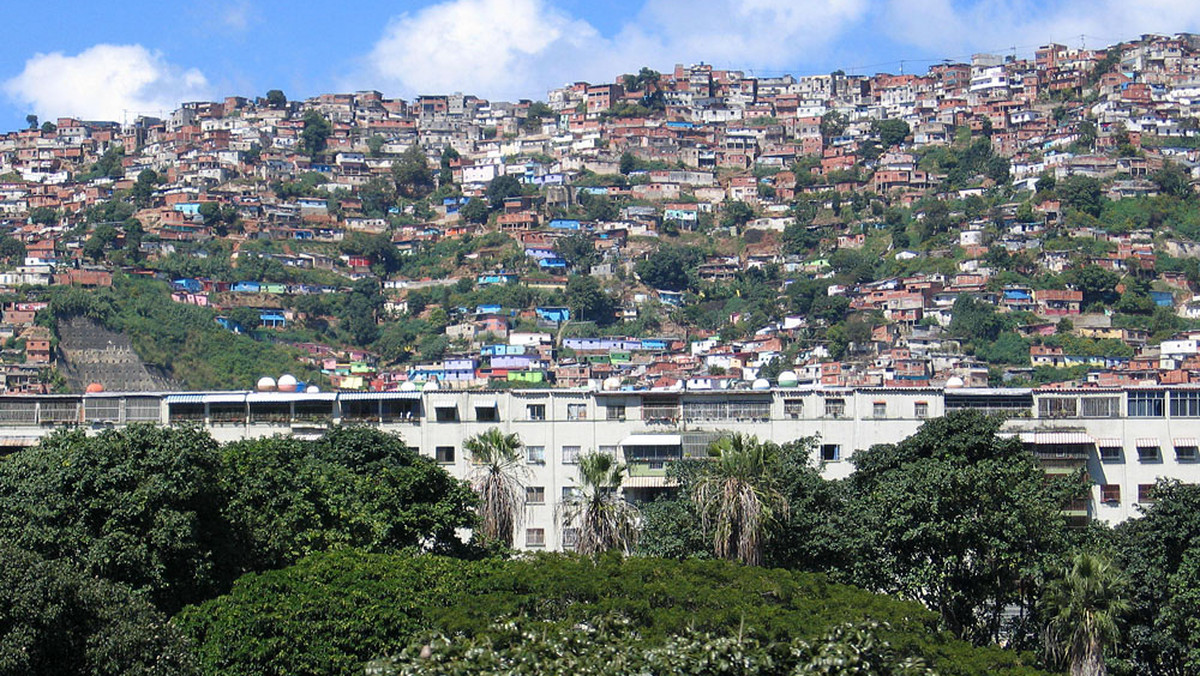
[0,545,197,676]
[0,425,476,615]
[176,551,1048,676]
[371,616,936,676]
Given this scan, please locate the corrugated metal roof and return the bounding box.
[622,475,677,488]
[165,394,205,404]
[621,434,682,446]
[1018,432,1094,445]
[337,392,421,400]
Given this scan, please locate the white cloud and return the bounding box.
[3,44,212,123]
[364,0,871,100]
[881,0,1200,57]
[221,2,253,32]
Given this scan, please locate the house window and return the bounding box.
[1138,484,1156,504]
[562,486,582,501]
[824,398,846,418]
[1100,484,1120,503]
[872,402,887,419]
[475,405,498,422]
[1127,391,1165,417]
[1099,444,1122,462]
[1136,444,1161,462]
[1038,397,1078,418]
[567,403,587,420]
[1171,391,1200,417]
[1080,397,1119,418]
[784,398,804,417]
[434,405,459,422]
[821,444,841,462]
[562,446,581,464]
[526,445,546,464]
[526,486,546,504]
[562,527,579,550]
[526,528,546,547]
[1177,445,1198,461]
[435,446,455,464]
[527,404,546,421]
[914,401,929,418]
[606,404,626,421]
[598,445,618,457]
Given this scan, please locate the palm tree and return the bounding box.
[464,428,525,547]
[559,450,639,555]
[691,433,789,566]
[1042,552,1131,676]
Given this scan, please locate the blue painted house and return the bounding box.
[536,307,571,324]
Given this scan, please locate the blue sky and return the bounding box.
[2,0,1198,130]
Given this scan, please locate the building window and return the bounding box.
[562,486,581,501]
[824,398,846,418]
[526,528,546,547]
[1177,445,1198,461]
[562,445,581,464]
[1138,484,1156,504]
[606,404,626,421]
[1127,391,1165,417]
[598,445,618,457]
[475,405,498,422]
[1099,444,1122,462]
[526,445,546,464]
[1038,397,1078,418]
[872,402,887,419]
[435,446,455,464]
[562,527,579,550]
[914,401,929,418]
[1080,397,1119,418]
[527,404,546,421]
[1171,391,1200,417]
[567,403,587,420]
[1100,484,1120,503]
[526,486,545,504]
[1136,444,1161,462]
[434,405,459,422]
[784,398,804,417]
[821,444,841,462]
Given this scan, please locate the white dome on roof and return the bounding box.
[946,376,966,388]
[399,381,418,391]
[603,377,621,391]
[306,385,320,393]
[278,374,298,392]
[256,376,276,392]
[752,378,771,390]
[777,371,798,387]
[422,380,440,392]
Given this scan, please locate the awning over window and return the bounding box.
[1018,432,1094,445]
[431,399,458,409]
[1136,438,1161,447]
[1096,438,1122,448]
[621,434,682,446]
[621,475,677,488]
[165,394,205,404]
[473,399,497,408]
[1174,438,1198,447]
[338,391,421,400]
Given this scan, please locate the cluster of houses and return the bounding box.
[4,34,1200,392]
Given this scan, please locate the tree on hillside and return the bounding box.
[266,89,287,108]
[635,246,699,292]
[559,451,639,555]
[25,114,37,130]
[847,411,1080,644]
[393,144,435,199]
[873,119,911,148]
[1042,553,1131,676]
[459,197,489,224]
[720,200,755,229]
[464,428,525,548]
[566,275,616,325]
[299,110,331,157]
[692,434,789,566]
[486,174,523,209]
[821,110,848,140]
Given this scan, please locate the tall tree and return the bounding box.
[393,144,435,199]
[463,428,525,547]
[691,434,789,566]
[1042,553,1131,676]
[559,451,639,555]
[847,411,1079,644]
[299,110,331,157]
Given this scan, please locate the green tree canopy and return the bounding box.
[299,110,332,157]
[393,144,435,199]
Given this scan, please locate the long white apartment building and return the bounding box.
[1,385,1199,550]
